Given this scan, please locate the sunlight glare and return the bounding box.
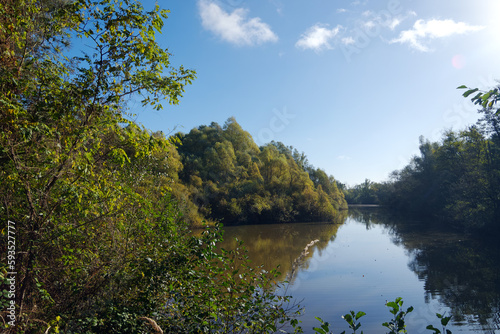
[451,54,466,69]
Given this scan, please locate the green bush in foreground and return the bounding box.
[313,297,453,334]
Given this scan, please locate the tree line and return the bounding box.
[344,89,500,234]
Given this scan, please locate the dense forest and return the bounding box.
[344,91,500,234]
[174,117,347,225]
[122,116,349,227]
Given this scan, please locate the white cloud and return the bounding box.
[390,19,484,52]
[295,24,342,51]
[198,0,278,46]
[337,8,347,13]
[337,155,352,161]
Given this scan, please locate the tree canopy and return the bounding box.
[176,117,348,225]
[343,84,500,234]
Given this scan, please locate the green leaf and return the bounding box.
[313,327,326,334]
[481,92,492,100]
[456,85,467,89]
[472,92,482,100]
[426,325,441,334]
[386,301,398,309]
[463,88,479,97]
[355,311,366,320]
[440,316,451,326]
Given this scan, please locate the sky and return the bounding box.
[131,0,500,186]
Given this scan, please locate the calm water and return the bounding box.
[219,208,500,333]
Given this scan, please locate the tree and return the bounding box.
[379,84,500,233]
[0,0,195,331]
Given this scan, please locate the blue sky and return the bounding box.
[132,0,500,185]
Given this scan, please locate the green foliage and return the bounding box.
[61,224,303,334]
[344,179,381,205]
[341,310,366,333]
[0,0,246,331]
[0,0,486,332]
[312,298,451,334]
[0,0,313,332]
[374,84,500,233]
[154,226,303,333]
[382,297,414,334]
[426,313,452,334]
[313,317,333,334]
[458,85,500,114]
[176,118,348,225]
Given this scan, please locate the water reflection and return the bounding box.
[349,207,500,332]
[220,211,347,282]
[219,208,500,333]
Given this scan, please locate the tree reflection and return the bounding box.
[219,211,347,282]
[349,207,500,331]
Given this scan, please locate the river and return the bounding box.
[219,207,500,333]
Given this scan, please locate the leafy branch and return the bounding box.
[458,85,500,115]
